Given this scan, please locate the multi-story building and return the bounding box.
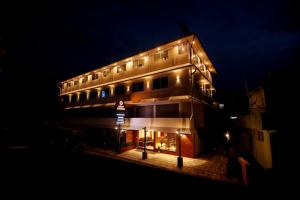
[58,34,216,158]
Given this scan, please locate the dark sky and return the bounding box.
[1,0,299,92]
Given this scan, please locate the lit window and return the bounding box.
[154,50,168,62]
[67,82,72,87]
[82,76,88,83]
[156,132,176,152]
[103,69,111,77]
[74,80,79,85]
[92,73,99,80]
[117,64,126,73]
[133,59,145,67]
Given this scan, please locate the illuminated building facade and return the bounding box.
[58,34,216,158]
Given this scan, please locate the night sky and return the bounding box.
[0,0,299,118]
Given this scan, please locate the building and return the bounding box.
[58,34,216,158]
[237,86,278,169]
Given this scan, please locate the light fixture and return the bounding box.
[225,132,230,141]
[127,86,130,92]
[176,75,180,83]
[147,81,150,88]
[111,88,114,95]
[192,41,195,44]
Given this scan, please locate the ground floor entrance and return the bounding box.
[135,130,177,155]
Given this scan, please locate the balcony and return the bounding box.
[61,51,190,94]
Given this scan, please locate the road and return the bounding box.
[0,146,253,196]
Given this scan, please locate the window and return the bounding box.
[89,90,98,99]
[133,59,144,67]
[82,76,88,83]
[115,85,125,95]
[103,69,110,77]
[156,132,176,152]
[61,95,69,103]
[136,106,153,117]
[67,82,72,87]
[101,88,110,98]
[71,94,77,102]
[132,82,144,92]
[79,93,86,101]
[178,44,185,55]
[92,73,99,80]
[153,77,168,90]
[117,64,126,73]
[156,104,179,117]
[74,80,79,85]
[154,50,168,62]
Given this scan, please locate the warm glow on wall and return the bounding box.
[127,85,130,92]
[147,81,150,88]
[97,88,101,97]
[157,131,161,137]
[192,41,195,44]
[77,92,80,101]
[86,90,90,100]
[110,87,114,95]
[177,40,181,43]
[157,47,160,51]
[176,75,180,83]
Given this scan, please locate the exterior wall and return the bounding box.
[126,130,137,144]
[194,129,204,157]
[193,102,206,129]
[181,134,194,157]
[238,114,273,169]
[252,130,273,169]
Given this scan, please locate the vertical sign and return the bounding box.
[115,100,126,124]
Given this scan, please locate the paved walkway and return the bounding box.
[85,147,240,184]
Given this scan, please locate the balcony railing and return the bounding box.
[61,53,190,94]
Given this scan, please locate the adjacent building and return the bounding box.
[58,34,216,158]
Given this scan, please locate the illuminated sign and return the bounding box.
[115,100,125,124]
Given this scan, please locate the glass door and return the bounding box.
[138,129,154,150]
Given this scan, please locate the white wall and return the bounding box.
[252,130,273,169]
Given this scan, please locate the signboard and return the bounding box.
[115,100,126,125]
